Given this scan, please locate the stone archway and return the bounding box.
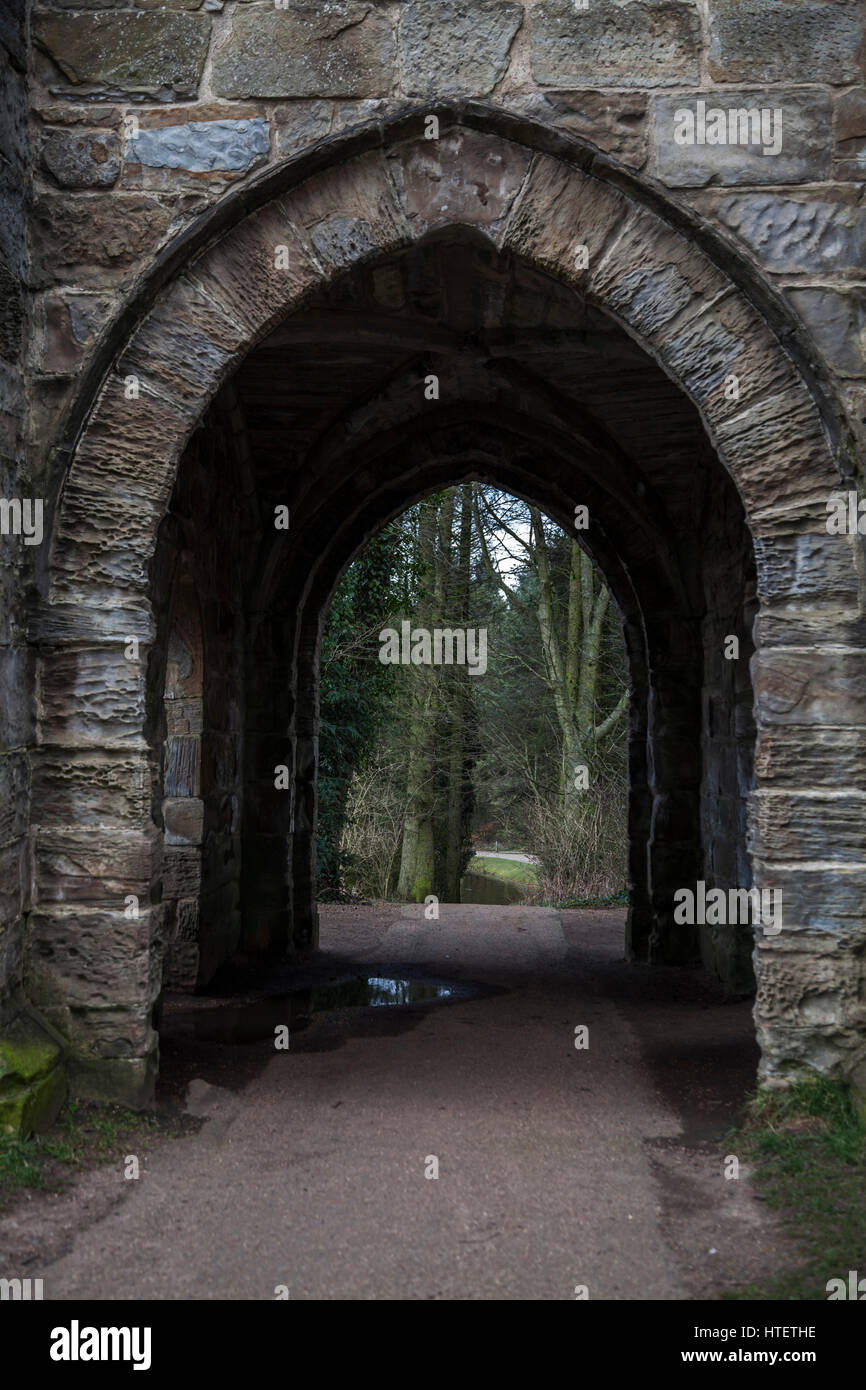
[32,109,865,1104]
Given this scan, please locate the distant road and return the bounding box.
[472,850,539,864]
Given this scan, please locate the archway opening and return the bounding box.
[41,112,855,1106]
[316,484,631,915]
[146,228,758,1026]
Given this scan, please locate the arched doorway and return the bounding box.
[32,110,863,1103]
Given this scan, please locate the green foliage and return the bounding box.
[318,485,630,905]
[317,528,398,898]
[0,1098,168,1209]
[723,1077,866,1300]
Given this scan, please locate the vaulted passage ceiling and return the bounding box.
[230,233,746,627]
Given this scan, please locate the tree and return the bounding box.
[473,487,628,805]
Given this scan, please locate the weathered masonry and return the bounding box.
[0,1,865,1113]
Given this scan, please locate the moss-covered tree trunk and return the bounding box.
[397,498,438,901]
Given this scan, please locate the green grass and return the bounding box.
[722,1076,866,1300]
[0,1098,182,1210]
[548,889,629,908]
[470,856,539,887]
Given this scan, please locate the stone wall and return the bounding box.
[151,408,248,993]
[0,0,32,1028]
[24,1,866,482]
[2,1,864,1100]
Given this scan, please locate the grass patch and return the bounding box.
[549,889,629,908]
[470,856,539,887]
[723,1076,866,1300]
[0,1098,193,1212]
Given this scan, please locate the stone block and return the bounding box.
[0,841,26,924]
[708,0,862,84]
[34,829,159,904]
[0,753,29,846]
[285,150,409,271]
[274,99,335,159]
[754,532,860,606]
[33,12,212,100]
[503,153,629,287]
[31,193,177,288]
[391,128,531,243]
[163,796,204,845]
[786,286,866,377]
[505,90,648,168]
[120,276,248,412]
[705,190,866,274]
[30,749,155,829]
[531,0,701,88]
[751,862,866,934]
[36,293,114,374]
[834,87,866,181]
[41,129,120,188]
[69,1054,156,1107]
[652,89,831,187]
[0,645,34,748]
[714,391,837,524]
[401,1,522,97]
[125,117,270,172]
[212,2,395,99]
[38,645,147,746]
[750,790,866,866]
[162,845,201,898]
[165,734,200,798]
[753,648,866,728]
[588,209,728,341]
[190,201,318,340]
[28,907,156,1009]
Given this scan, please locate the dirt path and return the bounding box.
[8,905,791,1300]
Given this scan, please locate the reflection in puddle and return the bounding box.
[166,975,465,1045]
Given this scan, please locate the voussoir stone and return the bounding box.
[212,3,395,100]
[33,12,211,98]
[391,130,531,241]
[502,155,629,286]
[284,151,409,271]
[119,277,249,411]
[190,202,318,339]
[531,0,701,88]
[400,0,523,97]
[707,0,862,84]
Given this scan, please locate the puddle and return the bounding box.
[164,975,470,1045]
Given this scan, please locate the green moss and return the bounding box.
[0,1036,59,1090]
